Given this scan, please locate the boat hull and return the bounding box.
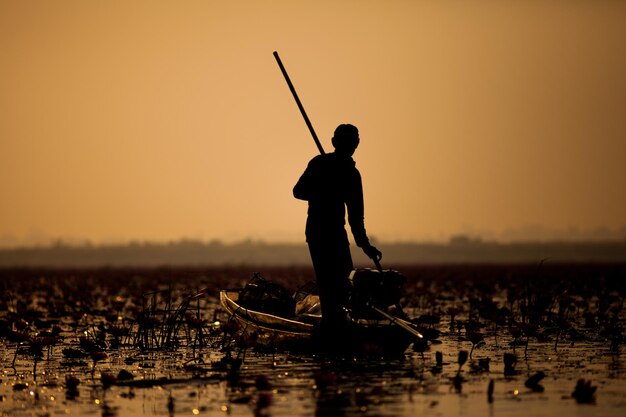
[219,290,417,356]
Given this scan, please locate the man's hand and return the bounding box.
[363,244,382,261]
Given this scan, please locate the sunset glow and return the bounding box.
[1,0,625,247]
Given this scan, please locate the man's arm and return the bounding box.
[346,170,368,246]
[347,170,382,261]
[293,158,319,201]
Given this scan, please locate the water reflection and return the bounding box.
[219,352,413,417]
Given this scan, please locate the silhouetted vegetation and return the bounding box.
[0,263,624,415]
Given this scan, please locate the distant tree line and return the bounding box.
[0,238,625,268]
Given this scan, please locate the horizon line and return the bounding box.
[2,235,626,251]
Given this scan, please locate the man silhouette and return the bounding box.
[293,124,382,338]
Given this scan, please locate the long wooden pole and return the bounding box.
[367,302,424,340]
[273,51,325,155]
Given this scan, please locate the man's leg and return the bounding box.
[308,233,353,336]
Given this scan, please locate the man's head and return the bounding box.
[332,124,359,156]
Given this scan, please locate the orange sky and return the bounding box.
[1,0,625,247]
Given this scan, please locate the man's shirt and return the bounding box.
[293,152,369,247]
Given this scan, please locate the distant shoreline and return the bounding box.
[1,239,625,268]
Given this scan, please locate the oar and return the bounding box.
[366,259,423,340]
[366,301,423,340]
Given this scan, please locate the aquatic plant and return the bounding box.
[470,357,490,373]
[132,286,209,350]
[64,375,80,400]
[101,372,117,389]
[503,353,517,376]
[525,371,546,392]
[466,330,484,359]
[233,330,259,363]
[572,379,597,404]
[90,350,108,377]
[452,350,469,392]
[430,351,443,374]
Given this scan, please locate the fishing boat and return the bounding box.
[219,270,423,357]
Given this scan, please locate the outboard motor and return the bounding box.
[348,269,407,319]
